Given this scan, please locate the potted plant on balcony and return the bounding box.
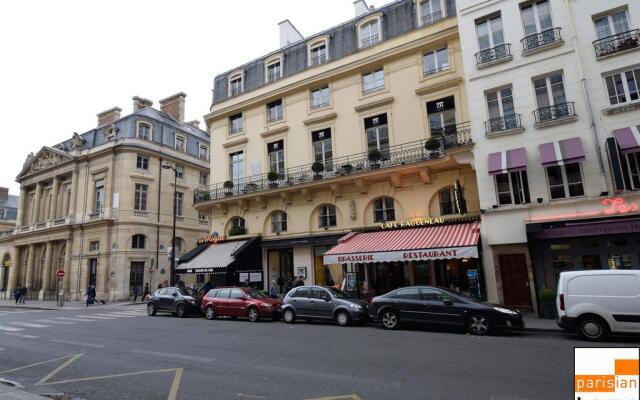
[368,149,382,169]
[223,180,234,196]
[267,171,280,188]
[199,191,210,201]
[311,161,324,179]
[341,163,353,175]
[425,137,441,158]
[228,225,247,236]
[538,287,558,319]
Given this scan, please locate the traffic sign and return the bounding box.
[56,269,65,278]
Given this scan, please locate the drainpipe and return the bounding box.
[156,156,163,290]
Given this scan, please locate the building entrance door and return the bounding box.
[498,254,531,308]
[129,262,144,297]
[268,249,293,295]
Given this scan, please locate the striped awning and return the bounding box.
[538,137,585,166]
[176,240,248,274]
[488,148,527,175]
[613,126,640,154]
[323,222,480,264]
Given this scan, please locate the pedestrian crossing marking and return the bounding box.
[32,319,75,325]
[74,315,114,320]
[4,332,39,339]
[55,317,95,322]
[10,322,51,328]
[0,325,24,332]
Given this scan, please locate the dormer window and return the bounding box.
[308,37,330,66]
[228,71,244,97]
[137,122,151,140]
[358,16,382,48]
[175,135,186,152]
[199,144,209,160]
[264,54,284,83]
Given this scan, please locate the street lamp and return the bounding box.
[162,162,178,287]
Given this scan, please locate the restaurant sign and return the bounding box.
[380,217,445,229]
[197,235,227,245]
[529,218,640,240]
[323,246,478,264]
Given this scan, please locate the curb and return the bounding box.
[0,305,58,310]
[522,327,566,333]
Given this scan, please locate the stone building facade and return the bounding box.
[0,93,210,301]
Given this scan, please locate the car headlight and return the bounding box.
[350,304,362,310]
[493,306,517,315]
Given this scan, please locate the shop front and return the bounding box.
[323,219,483,299]
[176,236,262,289]
[527,196,640,294]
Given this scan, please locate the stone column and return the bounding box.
[32,183,42,224]
[39,241,53,300]
[63,238,72,293]
[6,246,20,295]
[68,170,78,221]
[25,244,36,290]
[15,187,27,227]
[50,177,60,221]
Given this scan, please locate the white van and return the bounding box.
[557,270,640,340]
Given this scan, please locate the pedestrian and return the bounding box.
[85,285,96,307]
[285,277,293,293]
[157,283,162,290]
[269,280,278,299]
[294,275,305,288]
[142,283,150,302]
[132,285,139,303]
[20,286,27,304]
[14,285,21,304]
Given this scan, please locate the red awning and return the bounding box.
[323,221,480,264]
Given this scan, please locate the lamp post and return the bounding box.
[162,162,178,287]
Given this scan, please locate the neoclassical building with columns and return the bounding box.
[0,93,210,301]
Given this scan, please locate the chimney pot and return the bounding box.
[96,107,122,127]
[188,120,200,128]
[132,96,153,112]
[159,92,187,122]
[278,20,304,48]
[354,0,370,17]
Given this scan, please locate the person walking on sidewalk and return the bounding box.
[85,285,96,307]
[14,285,21,304]
[132,285,139,303]
[19,286,27,304]
[142,283,150,302]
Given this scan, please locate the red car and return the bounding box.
[201,287,282,322]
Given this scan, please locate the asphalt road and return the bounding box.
[0,304,637,400]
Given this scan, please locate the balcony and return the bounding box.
[420,2,456,27]
[194,124,472,204]
[521,28,563,55]
[310,54,327,66]
[475,44,512,68]
[230,87,243,97]
[533,102,577,128]
[484,114,523,136]
[593,29,640,59]
[361,34,380,48]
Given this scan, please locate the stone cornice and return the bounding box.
[354,97,394,113]
[302,112,338,126]
[415,77,464,96]
[259,125,290,138]
[222,137,249,149]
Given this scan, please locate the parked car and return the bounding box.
[201,287,282,322]
[281,285,368,327]
[557,270,640,340]
[146,286,201,317]
[368,286,523,335]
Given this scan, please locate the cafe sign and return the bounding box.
[380,217,445,229]
[197,235,227,245]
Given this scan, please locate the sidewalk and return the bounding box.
[0,378,56,400]
[522,312,562,332]
[0,299,134,310]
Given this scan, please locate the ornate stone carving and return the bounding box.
[23,152,34,170]
[29,149,65,173]
[349,200,357,220]
[70,132,85,150]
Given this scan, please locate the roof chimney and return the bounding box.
[0,187,8,201]
[132,96,153,112]
[354,0,370,17]
[97,107,122,127]
[159,92,186,122]
[278,20,304,47]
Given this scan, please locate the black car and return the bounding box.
[147,287,201,318]
[368,286,523,335]
[281,285,368,327]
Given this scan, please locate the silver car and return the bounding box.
[281,285,368,327]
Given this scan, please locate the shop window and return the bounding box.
[607,239,628,247]
[132,234,146,249]
[439,187,458,215]
[318,205,336,228]
[608,254,632,269]
[196,274,205,284]
[546,162,584,199]
[272,211,287,233]
[373,197,395,222]
[581,255,602,269]
[494,170,530,205]
[549,243,572,250]
[552,255,573,281]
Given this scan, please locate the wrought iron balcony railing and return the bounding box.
[230,87,243,97]
[484,114,522,135]
[533,102,575,124]
[521,27,562,52]
[475,43,512,66]
[310,54,327,66]
[593,29,640,58]
[421,11,443,27]
[361,34,380,48]
[194,123,472,203]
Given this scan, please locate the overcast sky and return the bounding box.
[0,0,382,194]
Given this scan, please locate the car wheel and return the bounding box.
[283,309,296,324]
[380,309,399,330]
[176,304,186,318]
[146,303,157,316]
[468,313,490,335]
[205,305,216,320]
[247,306,260,322]
[577,316,608,341]
[335,310,350,327]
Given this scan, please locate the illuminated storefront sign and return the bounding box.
[527,197,639,222]
[197,235,227,245]
[380,217,445,229]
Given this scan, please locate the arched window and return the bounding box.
[228,217,246,236]
[318,205,336,228]
[132,234,146,249]
[271,211,287,233]
[439,187,458,215]
[373,197,395,222]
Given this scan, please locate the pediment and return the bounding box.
[18,146,75,179]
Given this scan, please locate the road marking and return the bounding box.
[10,322,51,328]
[36,353,85,385]
[130,349,216,363]
[168,368,184,400]
[32,319,75,325]
[76,315,114,320]
[0,325,25,332]
[0,353,83,375]
[4,332,39,339]
[40,368,182,386]
[237,394,268,399]
[102,312,136,317]
[49,339,106,349]
[305,396,363,400]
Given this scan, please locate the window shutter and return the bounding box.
[605,137,626,193]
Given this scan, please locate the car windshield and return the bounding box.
[177,287,197,297]
[327,287,350,299]
[247,290,266,299]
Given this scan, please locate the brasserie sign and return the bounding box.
[380,217,445,229]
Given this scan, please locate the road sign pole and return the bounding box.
[56,270,65,307]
